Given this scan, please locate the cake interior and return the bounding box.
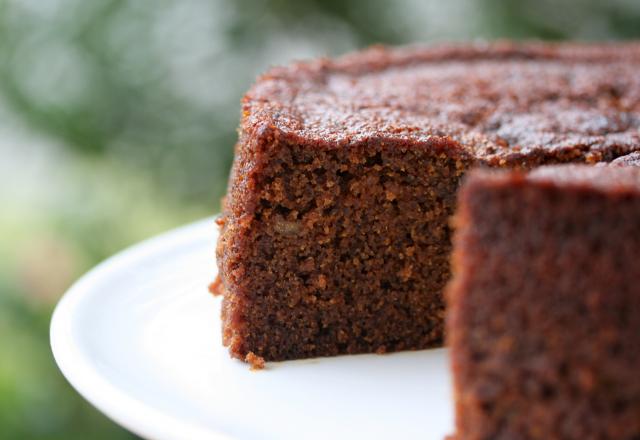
[219,131,640,363]
[221,136,473,361]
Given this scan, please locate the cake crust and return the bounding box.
[246,41,640,163]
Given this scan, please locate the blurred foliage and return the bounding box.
[0,0,639,438]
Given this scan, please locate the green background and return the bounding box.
[2,0,639,438]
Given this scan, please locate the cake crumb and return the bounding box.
[245,352,265,370]
[315,274,327,289]
[208,276,224,296]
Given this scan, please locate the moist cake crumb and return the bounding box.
[245,352,265,371]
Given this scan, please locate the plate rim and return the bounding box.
[50,217,231,440]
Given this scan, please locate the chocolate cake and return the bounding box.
[448,164,640,439]
[214,41,640,365]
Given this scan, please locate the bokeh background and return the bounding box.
[2,0,640,438]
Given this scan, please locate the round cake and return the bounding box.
[214,41,640,366]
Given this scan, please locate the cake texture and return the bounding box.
[215,41,640,364]
[448,164,640,440]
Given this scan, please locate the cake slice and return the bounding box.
[448,164,640,439]
[215,42,640,365]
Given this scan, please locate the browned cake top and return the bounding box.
[245,42,640,164]
[468,164,640,196]
[529,164,640,192]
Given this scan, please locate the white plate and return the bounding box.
[51,218,454,440]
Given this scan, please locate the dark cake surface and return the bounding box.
[530,160,640,190]
[448,165,640,439]
[248,42,640,164]
[216,42,640,365]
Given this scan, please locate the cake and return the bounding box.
[447,164,640,439]
[214,41,640,365]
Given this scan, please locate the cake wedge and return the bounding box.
[448,164,640,439]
